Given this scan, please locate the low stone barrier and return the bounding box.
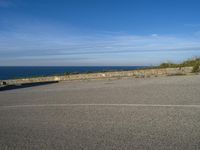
[0,67,193,85]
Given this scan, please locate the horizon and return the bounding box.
[1,0,200,66]
[0,65,149,67]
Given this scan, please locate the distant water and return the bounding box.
[0,66,146,80]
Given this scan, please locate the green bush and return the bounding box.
[159,63,178,68]
[158,57,200,72]
[192,63,200,73]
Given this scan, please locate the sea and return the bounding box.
[0,66,146,80]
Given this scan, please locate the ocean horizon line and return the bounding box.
[0,66,147,80]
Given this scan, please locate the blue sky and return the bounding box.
[0,0,200,66]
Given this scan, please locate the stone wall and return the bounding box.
[1,67,193,85]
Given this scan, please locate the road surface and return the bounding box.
[1,75,200,150]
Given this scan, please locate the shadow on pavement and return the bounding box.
[0,81,59,91]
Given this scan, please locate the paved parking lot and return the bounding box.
[1,75,200,150]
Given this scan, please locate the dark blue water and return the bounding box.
[0,66,146,80]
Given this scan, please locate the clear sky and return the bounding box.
[0,0,200,66]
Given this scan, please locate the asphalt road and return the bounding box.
[1,75,200,150]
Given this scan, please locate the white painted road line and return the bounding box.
[1,103,200,109]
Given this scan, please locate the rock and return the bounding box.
[54,76,61,81]
[101,73,106,77]
[0,81,7,86]
[135,73,145,78]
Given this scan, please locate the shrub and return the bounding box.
[192,63,200,73]
[159,63,178,68]
[158,57,200,71]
